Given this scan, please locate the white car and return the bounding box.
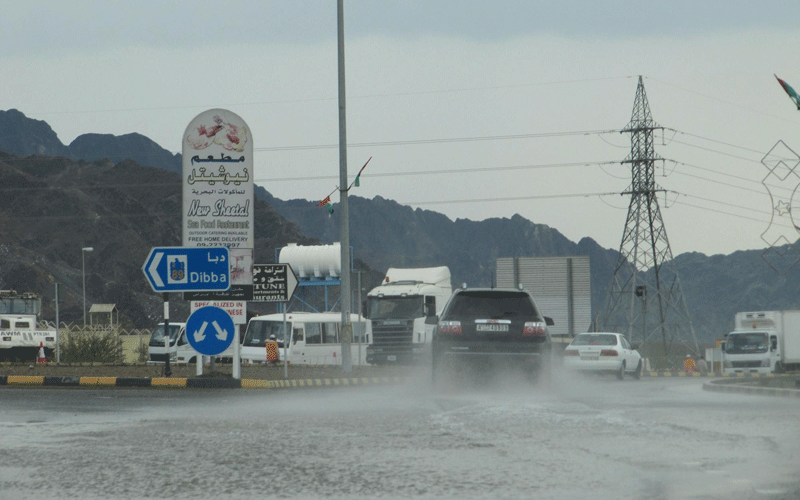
[563,332,642,380]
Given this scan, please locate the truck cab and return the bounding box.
[147,322,191,364]
[365,267,452,365]
[722,311,795,374]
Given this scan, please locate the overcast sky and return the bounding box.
[3,1,800,258]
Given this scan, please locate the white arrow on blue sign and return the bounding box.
[142,246,231,293]
[186,306,235,356]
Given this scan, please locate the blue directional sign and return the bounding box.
[142,246,230,293]
[186,306,235,356]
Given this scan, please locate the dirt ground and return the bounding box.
[0,362,413,381]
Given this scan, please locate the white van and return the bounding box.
[241,312,371,365]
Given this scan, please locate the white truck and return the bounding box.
[0,290,57,361]
[723,310,800,374]
[364,267,452,365]
[147,322,190,364]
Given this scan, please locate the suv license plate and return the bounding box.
[387,355,397,361]
[477,324,509,332]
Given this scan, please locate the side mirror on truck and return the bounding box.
[424,315,438,325]
[544,316,554,326]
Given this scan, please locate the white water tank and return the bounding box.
[279,243,341,278]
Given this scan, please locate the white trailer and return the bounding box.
[0,291,57,360]
[723,310,800,374]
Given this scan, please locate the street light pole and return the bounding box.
[82,247,93,328]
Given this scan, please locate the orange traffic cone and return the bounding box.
[37,342,47,365]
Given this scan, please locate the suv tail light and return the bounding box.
[523,322,546,336]
[439,321,462,335]
[600,349,618,357]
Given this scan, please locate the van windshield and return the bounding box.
[243,321,289,347]
[725,332,768,354]
[149,324,182,346]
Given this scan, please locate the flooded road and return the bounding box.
[1,373,799,499]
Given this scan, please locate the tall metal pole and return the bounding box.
[337,0,353,373]
[54,282,60,364]
[81,247,93,328]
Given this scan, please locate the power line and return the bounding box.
[26,76,634,116]
[256,129,621,152]
[254,160,619,183]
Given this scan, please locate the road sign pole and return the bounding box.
[283,302,289,379]
[163,292,171,377]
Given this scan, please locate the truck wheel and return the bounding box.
[775,362,785,374]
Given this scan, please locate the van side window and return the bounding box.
[306,323,321,344]
[0,319,9,329]
[15,321,31,329]
[321,322,339,344]
[292,328,303,343]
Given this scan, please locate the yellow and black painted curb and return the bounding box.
[702,377,800,398]
[642,371,788,378]
[0,375,405,389]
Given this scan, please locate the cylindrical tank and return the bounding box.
[279,243,341,278]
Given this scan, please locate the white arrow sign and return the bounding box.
[212,320,228,341]
[194,321,208,342]
[148,251,164,288]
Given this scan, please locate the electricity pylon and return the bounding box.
[595,76,699,358]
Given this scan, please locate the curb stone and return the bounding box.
[0,375,405,389]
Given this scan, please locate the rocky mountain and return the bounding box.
[0,150,317,328]
[2,109,799,344]
[0,109,181,174]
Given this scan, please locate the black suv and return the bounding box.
[429,288,554,383]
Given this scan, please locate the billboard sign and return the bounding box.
[182,108,254,300]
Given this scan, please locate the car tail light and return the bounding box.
[523,322,546,336]
[439,321,462,335]
[600,349,618,357]
[564,349,579,356]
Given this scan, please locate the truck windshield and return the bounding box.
[367,296,424,320]
[149,324,182,345]
[243,321,289,347]
[725,332,768,354]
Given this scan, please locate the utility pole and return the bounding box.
[337,0,353,373]
[595,76,698,361]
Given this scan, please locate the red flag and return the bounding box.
[317,195,331,207]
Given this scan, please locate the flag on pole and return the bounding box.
[775,74,800,110]
[353,157,372,188]
[317,195,331,207]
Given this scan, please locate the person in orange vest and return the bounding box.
[265,335,279,364]
[37,342,47,365]
[683,354,696,375]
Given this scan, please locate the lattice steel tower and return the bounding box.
[596,76,698,358]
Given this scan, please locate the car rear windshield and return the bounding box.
[446,291,539,319]
[570,334,618,346]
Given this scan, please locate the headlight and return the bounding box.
[170,353,178,361]
[760,358,770,367]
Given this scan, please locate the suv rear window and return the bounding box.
[446,291,539,319]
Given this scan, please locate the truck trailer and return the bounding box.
[0,290,57,361]
[723,310,800,374]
